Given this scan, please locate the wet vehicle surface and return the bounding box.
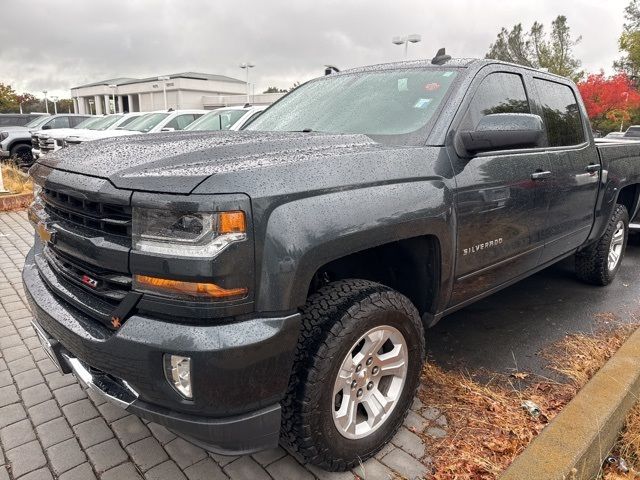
[22,57,640,470]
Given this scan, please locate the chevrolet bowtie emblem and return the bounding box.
[111,317,122,329]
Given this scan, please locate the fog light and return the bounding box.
[164,355,192,399]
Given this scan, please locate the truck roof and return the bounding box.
[339,57,572,83]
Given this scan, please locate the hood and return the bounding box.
[37,128,79,140]
[37,130,394,194]
[66,130,140,141]
[0,126,29,133]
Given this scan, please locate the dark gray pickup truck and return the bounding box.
[23,56,640,471]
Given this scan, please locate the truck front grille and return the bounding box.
[43,188,132,237]
[39,138,55,153]
[43,246,131,304]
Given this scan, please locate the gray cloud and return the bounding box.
[0,0,629,99]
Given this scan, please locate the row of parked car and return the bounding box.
[0,104,267,169]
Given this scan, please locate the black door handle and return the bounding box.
[531,170,552,180]
[585,164,601,173]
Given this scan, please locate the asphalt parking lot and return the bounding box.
[429,237,640,381]
[1,210,639,480]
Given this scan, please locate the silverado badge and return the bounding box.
[463,237,503,256]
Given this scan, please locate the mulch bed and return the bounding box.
[0,192,33,212]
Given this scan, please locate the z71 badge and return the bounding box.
[463,238,503,256]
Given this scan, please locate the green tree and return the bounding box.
[16,93,39,113]
[615,0,640,82]
[56,99,74,113]
[486,15,584,82]
[263,86,287,93]
[0,83,19,113]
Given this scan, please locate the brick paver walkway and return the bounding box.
[0,210,444,480]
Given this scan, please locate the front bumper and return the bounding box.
[0,149,9,158]
[23,247,300,454]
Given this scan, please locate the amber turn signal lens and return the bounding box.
[219,211,246,234]
[135,275,247,299]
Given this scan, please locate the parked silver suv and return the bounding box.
[0,114,91,168]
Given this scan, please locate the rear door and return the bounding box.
[449,68,552,306]
[531,78,600,263]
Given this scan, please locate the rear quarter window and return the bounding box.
[533,79,585,147]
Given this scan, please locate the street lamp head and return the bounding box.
[42,90,48,95]
[407,34,421,44]
[392,36,405,45]
[157,76,170,81]
[50,96,58,102]
[108,84,117,89]
[240,62,255,69]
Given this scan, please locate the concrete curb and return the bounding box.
[500,326,640,480]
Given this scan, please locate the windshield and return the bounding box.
[247,69,458,143]
[121,113,170,133]
[24,116,51,129]
[184,109,247,131]
[91,115,124,130]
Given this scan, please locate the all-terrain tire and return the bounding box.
[281,279,425,471]
[575,204,629,285]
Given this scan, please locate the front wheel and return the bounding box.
[575,204,629,285]
[281,279,425,471]
[10,144,32,168]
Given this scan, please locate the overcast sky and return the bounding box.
[0,0,630,99]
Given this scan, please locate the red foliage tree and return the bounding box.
[577,73,640,119]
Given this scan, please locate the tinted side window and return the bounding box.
[533,79,585,147]
[69,116,88,127]
[48,117,70,128]
[463,72,530,130]
[168,114,198,130]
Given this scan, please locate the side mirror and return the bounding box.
[160,127,175,132]
[41,124,52,130]
[459,113,543,154]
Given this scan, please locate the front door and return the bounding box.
[448,69,551,307]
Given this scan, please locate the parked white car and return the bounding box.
[32,114,144,158]
[64,109,207,146]
[184,105,268,132]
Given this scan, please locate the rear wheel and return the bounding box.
[575,204,629,285]
[281,279,425,471]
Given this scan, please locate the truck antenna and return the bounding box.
[431,48,451,65]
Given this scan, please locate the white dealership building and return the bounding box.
[71,72,248,114]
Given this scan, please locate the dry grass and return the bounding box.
[1,163,32,194]
[419,316,639,480]
[602,402,640,479]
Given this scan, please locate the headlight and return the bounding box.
[0,132,8,141]
[132,209,248,301]
[133,208,246,258]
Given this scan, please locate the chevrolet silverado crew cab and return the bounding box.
[24,55,640,471]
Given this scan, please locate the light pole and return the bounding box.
[51,96,58,115]
[158,76,170,110]
[108,84,117,113]
[42,90,49,114]
[239,63,255,104]
[392,34,422,58]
